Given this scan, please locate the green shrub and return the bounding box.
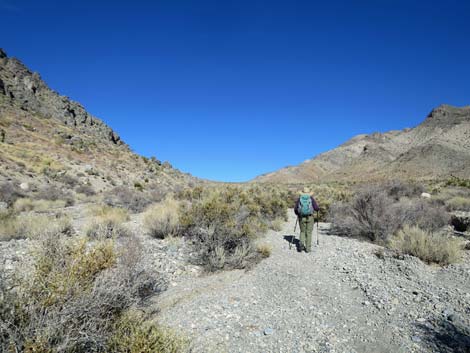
[389,225,462,265]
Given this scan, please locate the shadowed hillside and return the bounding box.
[254,104,470,183]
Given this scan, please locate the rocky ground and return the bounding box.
[155,213,470,353]
[1,209,469,353]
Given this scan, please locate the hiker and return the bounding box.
[294,187,319,253]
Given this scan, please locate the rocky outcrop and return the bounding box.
[0,48,121,144]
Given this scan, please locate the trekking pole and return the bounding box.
[316,210,320,246]
[291,218,299,250]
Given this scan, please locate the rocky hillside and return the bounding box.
[254,105,470,183]
[0,48,196,198]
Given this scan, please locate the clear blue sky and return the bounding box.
[2,0,469,181]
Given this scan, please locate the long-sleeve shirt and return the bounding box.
[294,196,320,216]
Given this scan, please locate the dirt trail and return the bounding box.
[155,213,470,353]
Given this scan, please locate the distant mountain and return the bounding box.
[0,48,197,196]
[254,104,470,183]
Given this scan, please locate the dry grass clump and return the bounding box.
[256,242,272,258]
[143,198,181,239]
[178,185,288,271]
[13,197,67,212]
[433,185,470,211]
[0,233,174,352]
[108,311,187,353]
[85,205,131,239]
[446,196,470,212]
[0,212,73,241]
[389,225,462,265]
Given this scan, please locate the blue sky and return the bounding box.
[2,0,469,181]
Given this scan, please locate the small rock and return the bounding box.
[411,335,422,343]
[417,318,426,323]
[363,301,371,306]
[19,182,29,191]
[0,202,7,210]
[447,314,458,322]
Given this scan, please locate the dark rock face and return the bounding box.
[0,48,121,145]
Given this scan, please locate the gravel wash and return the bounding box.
[155,213,470,353]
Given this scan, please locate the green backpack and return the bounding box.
[297,194,314,216]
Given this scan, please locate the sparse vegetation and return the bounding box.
[108,311,187,353]
[75,183,96,196]
[0,212,73,241]
[143,198,181,239]
[446,196,470,212]
[389,225,462,265]
[0,230,173,352]
[329,182,449,243]
[104,186,152,213]
[177,185,288,271]
[13,197,67,212]
[36,185,75,207]
[85,205,131,239]
[0,181,24,206]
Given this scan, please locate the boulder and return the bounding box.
[19,182,29,191]
[420,192,431,199]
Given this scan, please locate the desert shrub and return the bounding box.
[329,186,449,243]
[383,180,425,200]
[446,196,470,211]
[35,185,75,206]
[329,188,396,242]
[389,225,462,265]
[75,184,96,196]
[179,185,287,271]
[108,311,187,353]
[0,235,168,352]
[143,198,181,239]
[86,205,131,239]
[57,173,79,188]
[0,181,24,206]
[104,186,151,213]
[394,198,449,232]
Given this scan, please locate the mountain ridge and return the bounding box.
[253,104,470,183]
[0,48,197,198]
